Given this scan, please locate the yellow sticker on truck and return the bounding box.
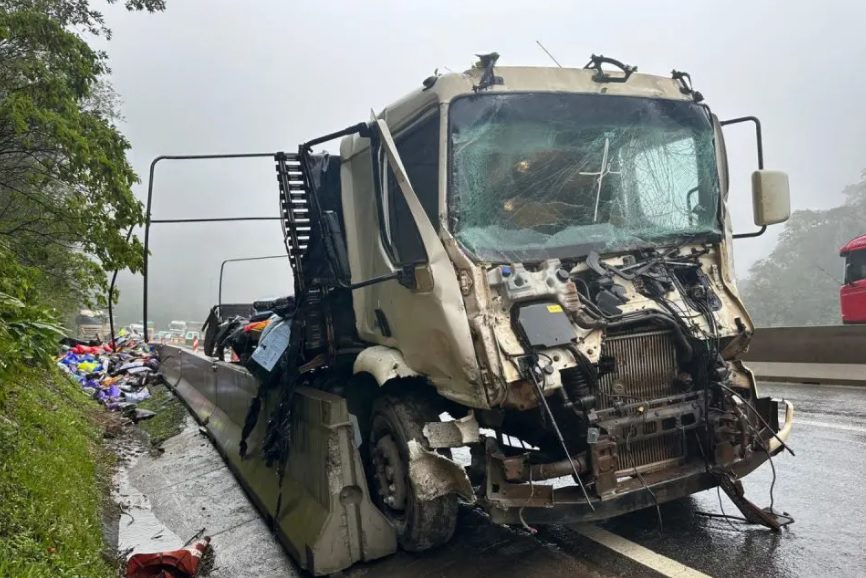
[546,304,563,313]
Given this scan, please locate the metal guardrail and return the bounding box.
[745,325,866,385]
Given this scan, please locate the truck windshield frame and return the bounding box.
[447,92,723,263]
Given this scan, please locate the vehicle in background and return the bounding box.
[187,321,204,334]
[185,330,200,347]
[169,320,187,344]
[128,321,155,341]
[75,309,109,341]
[840,234,866,323]
[156,330,171,343]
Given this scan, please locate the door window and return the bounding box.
[381,112,440,265]
[845,250,866,284]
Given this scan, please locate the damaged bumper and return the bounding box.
[481,397,794,526]
[769,399,794,455]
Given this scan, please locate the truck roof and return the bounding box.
[388,65,693,129]
[840,234,866,255]
[342,64,699,159]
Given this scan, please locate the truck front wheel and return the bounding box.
[368,393,458,551]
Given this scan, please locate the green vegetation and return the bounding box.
[0,1,168,574]
[0,366,114,577]
[136,383,187,447]
[0,0,165,316]
[740,171,866,326]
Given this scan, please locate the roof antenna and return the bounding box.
[536,40,563,68]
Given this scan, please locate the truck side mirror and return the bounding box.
[751,170,790,226]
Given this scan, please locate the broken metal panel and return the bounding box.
[717,474,792,531]
[353,345,419,386]
[768,400,794,455]
[422,412,480,449]
[158,346,397,576]
[407,440,475,503]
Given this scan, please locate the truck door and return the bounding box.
[841,248,866,323]
[348,118,485,407]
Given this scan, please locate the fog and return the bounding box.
[101,1,866,328]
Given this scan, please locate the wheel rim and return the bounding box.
[371,432,408,515]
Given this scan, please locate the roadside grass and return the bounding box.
[135,382,187,447]
[0,366,114,577]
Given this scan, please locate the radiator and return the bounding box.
[597,329,678,408]
[595,329,684,474]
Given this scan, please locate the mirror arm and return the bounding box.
[721,116,769,239]
[341,271,400,291]
[338,263,423,291]
[732,225,767,239]
[720,116,764,169]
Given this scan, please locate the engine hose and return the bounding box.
[563,344,599,410]
[526,361,595,511]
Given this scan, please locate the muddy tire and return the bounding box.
[368,393,458,552]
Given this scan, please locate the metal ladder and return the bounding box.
[274,152,311,292]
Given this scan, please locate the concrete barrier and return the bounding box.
[744,325,866,385]
[157,346,396,575]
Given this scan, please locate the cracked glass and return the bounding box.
[449,93,722,262]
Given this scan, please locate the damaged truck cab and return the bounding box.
[286,56,795,551]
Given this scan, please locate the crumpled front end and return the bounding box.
[442,243,794,525]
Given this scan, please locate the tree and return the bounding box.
[739,172,866,327]
[0,0,166,360]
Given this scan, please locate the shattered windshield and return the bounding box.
[448,93,721,262]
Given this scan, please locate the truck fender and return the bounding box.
[407,440,475,503]
[353,345,419,386]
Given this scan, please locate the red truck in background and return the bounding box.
[840,234,866,323]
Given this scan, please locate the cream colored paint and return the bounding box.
[339,119,485,408]
[340,64,770,410]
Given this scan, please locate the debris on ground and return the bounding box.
[125,535,212,578]
[56,327,161,415]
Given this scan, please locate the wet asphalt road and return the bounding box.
[155,354,866,577]
[345,381,866,578]
[583,381,866,577]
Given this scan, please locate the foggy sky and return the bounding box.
[101,1,866,327]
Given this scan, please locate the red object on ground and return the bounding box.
[840,234,866,324]
[125,536,210,578]
[71,344,104,355]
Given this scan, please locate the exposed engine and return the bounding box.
[482,244,769,499]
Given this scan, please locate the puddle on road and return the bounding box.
[112,450,184,558]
